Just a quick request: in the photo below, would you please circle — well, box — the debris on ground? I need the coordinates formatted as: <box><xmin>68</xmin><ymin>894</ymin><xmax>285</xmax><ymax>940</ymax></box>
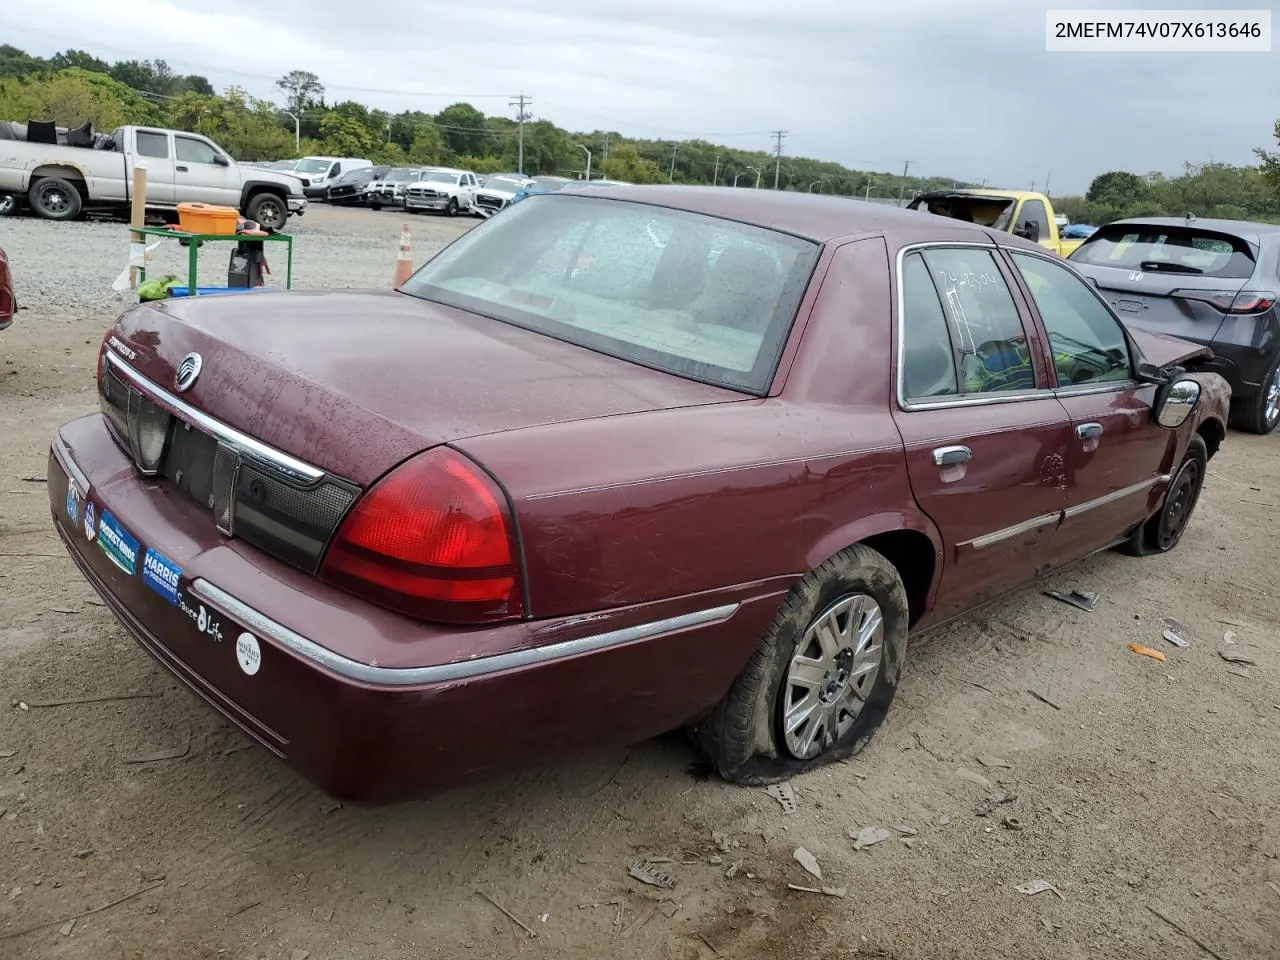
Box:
<box><xmin>125</xmin><ymin>740</ymin><xmax>190</xmax><ymax>764</ymax></box>
<box><xmin>313</xmin><ymin>907</ymin><xmax>333</xmax><ymax>922</ymax></box>
<box><xmin>1044</xmin><ymin>589</ymin><xmax>1098</xmax><ymax>612</ymax></box>
<box><xmin>320</xmin><ymin>801</ymin><xmax>342</xmax><ymax>815</ymax></box>
<box><xmin>476</xmin><ymin>890</ymin><xmax>536</xmax><ymax>938</ymax></box>
<box><xmin>955</xmin><ymin>767</ymin><xmax>993</xmax><ymax>790</ymax></box>
<box><xmin>708</xmin><ymin>855</ymin><xmax>723</xmax><ymax>866</ymax></box>
<box><xmin>893</xmin><ymin>824</ymin><xmax>918</xmax><ymax>837</ymax></box>
<box><xmin>627</xmin><ymin>860</ymin><xmax>675</xmax><ymax>889</ymax></box>
<box><xmin>711</xmin><ymin>831</ymin><xmax>733</xmax><ymax>853</ymax></box>
<box><xmin>849</xmin><ymin>826</ymin><xmax>891</xmax><ymax>850</ymax></box>
<box><xmin>59</xmin><ymin>919</ymin><xmax>76</xmax><ymax>936</ymax></box>
<box><xmin>1016</xmin><ymin>879</ymin><xmax>1065</xmax><ymax>900</ymax></box>
<box><xmin>792</xmin><ymin>847</ymin><xmax>822</xmax><ymax>880</ymax></box>
<box><xmin>1128</xmin><ymin>643</ymin><xmax>1167</xmax><ymax>662</ymax></box>
<box><xmin>1001</xmin><ymin>816</ymin><xmax>1023</xmax><ymax>831</ymax></box>
<box><xmin>724</xmin><ymin>861</ymin><xmax>742</xmax><ymax>879</ymax></box>
<box><xmin>1161</xmin><ymin>617</ymin><xmax>1190</xmax><ymax>638</ymax></box>
<box><xmin>1026</xmin><ymin>689</ymin><xmax>1062</xmax><ymax>710</ymax></box>
<box><xmin>1162</xmin><ymin>628</ymin><xmax>1189</xmax><ymax>649</ymax></box>
<box><xmin>1219</xmin><ymin>651</ymin><xmax>1258</xmax><ymax>666</ymax></box>
<box><xmin>788</xmin><ymin>884</ymin><xmax>845</xmax><ymax>898</ymax></box>
<box><xmin>766</xmin><ymin>782</ymin><xmax>797</xmax><ymax>814</ymax></box>
<box><xmin>1223</xmin><ymin>630</ymin><xmax>1238</xmax><ymax>644</ymax></box>
<box><xmin>977</xmin><ymin>754</ymin><xmax>1014</xmax><ymax>769</ymax></box>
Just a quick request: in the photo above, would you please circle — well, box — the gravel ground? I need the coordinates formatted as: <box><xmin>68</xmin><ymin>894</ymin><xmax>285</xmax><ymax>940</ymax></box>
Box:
<box><xmin>1</xmin><ymin>205</ymin><xmax>1279</xmax><ymax>960</ymax></box>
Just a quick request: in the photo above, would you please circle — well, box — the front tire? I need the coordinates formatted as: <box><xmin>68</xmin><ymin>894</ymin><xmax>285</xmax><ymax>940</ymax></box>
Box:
<box><xmin>1232</xmin><ymin>353</ymin><xmax>1280</xmax><ymax>435</ymax></box>
<box><xmin>694</xmin><ymin>544</ymin><xmax>908</xmax><ymax>784</ymax></box>
<box><xmin>245</xmin><ymin>192</ymin><xmax>288</xmax><ymax>230</ymax></box>
<box><xmin>445</xmin><ymin>197</ymin><xmax>458</xmax><ymax>217</ymax></box>
<box><xmin>27</xmin><ymin>177</ymin><xmax>82</xmax><ymax>220</ymax></box>
<box><xmin>1119</xmin><ymin>434</ymin><xmax>1208</xmax><ymax>556</ymax></box>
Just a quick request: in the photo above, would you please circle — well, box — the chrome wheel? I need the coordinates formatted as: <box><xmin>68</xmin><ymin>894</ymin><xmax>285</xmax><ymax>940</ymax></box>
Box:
<box><xmin>782</xmin><ymin>593</ymin><xmax>884</xmax><ymax>760</ymax></box>
<box><xmin>1264</xmin><ymin>364</ymin><xmax>1280</xmax><ymax>428</ymax></box>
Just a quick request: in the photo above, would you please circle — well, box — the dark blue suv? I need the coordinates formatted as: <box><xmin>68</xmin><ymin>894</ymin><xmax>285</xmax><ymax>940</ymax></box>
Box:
<box><xmin>1069</xmin><ymin>216</ymin><xmax>1280</xmax><ymax>434</ymax></box>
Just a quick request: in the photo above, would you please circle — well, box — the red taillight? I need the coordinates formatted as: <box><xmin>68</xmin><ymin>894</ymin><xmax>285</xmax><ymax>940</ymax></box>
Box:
<box><xmin>320</xmin><ymin>447</ymin><xmax>524</xmax><ymax>624</ymax></box>
<box><xmin>1171</xmin><ymin>288</ymin><xmax>1277</xmax><ymax>314</ymax></box>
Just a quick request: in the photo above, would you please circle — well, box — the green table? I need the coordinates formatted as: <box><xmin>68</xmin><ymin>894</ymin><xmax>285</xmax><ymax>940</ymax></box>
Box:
<box><xmin>133</xmin><ymin>226</ymin><xmax>294</xmax><ymax>296</ymax></box>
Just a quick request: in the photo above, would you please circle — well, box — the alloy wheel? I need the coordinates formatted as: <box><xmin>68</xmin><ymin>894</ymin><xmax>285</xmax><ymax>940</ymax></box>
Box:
<box><xmin>782</xmin><ymin>593</ymin><xmax>884</xmax><ymax>760</ymax></box>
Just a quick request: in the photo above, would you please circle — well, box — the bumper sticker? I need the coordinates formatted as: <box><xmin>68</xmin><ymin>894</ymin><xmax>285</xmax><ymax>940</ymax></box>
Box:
<box><xmin>65</xmin><ymin>486</ymin><xmax>80</xmax><ymax>524</ymax></box>
<box><xmin>142</xmin><ymin>548</ymin><xmax>182</xmax><ymax>606</ymax></box>
<box><xmin>83</xmin><ymin>501</ymin><xmax>96</xmax><ymax>541</ymax></box>
<box><xmin>96</xmin><ymin>510</ymin><xmax>139</xmax><ymax>576</ymax></box>
<box><xmin>236</xmin><ymin>632</ymin><xmax>261</xmax><ymax>676</ymax></box>
<box><xmin>177</xmin><ymin>591</ymin><xmax>224</xmax><ymax>643</ymax></box>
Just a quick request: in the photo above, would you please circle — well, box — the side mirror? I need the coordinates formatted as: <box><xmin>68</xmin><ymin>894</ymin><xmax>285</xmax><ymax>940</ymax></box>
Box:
<box><xmin>214</xmin><ymin>154</ymin><xmax>230</xmax><ymax>166</ymax></box>
<box><xmin>1136</xmin><ymin>360</ymin><xmax>1171</xmax><ymax>385</ymax></box>
<box><xmin>1017</xmin><ymin>219</ymin><xmax>1041</xmax><ymax>243</ymax></box>
<box><xmin>1155</xmin><ymin>377</ymin><xmax>1201</xmax><ymax>428</ymax></box>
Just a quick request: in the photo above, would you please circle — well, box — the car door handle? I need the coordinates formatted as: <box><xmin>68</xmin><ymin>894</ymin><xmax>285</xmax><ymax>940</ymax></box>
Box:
<box><xmin>176</xmin><ymin>165</ymin><xmax>189</xmax><ymax>172</ymax></box>
<box><xmin>931</xmin><ymin>445</ymin><xmax>971</xmax><ymax>466</ymax></box>
<box><xmin>1077</xmin><ymin>422</ymin><xmax>1103</xmax><ymax>440</ymax></box>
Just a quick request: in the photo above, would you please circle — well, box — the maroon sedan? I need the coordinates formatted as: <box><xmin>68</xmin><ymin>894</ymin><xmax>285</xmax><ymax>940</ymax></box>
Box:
<box><xmin>48</xmin><ymin>188</ymin><xmax>1229</xmax><ymax>802</ymax></box>
<box><xmin>0</xmin><ymin>245</ymin><xmax>13</xmax><ymax>330</ymax></box>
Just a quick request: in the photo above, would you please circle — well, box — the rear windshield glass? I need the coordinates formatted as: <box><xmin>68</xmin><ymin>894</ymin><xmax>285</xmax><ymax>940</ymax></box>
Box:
<box><xmin>1069</xmin><ymin>225</ymin><xmax>1256</xmax><ymax>279</ymax></box>
<box><xmin>400</xmin><ymin>194</ymin><xmax>820</xmax><ymax>394</ymax></box>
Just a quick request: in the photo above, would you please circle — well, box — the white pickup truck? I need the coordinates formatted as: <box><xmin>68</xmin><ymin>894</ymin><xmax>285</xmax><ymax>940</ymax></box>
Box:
<box><xmin>0</xmin><ymin>122</ymin><xmax>306</xmax><ymax>229</ymax></box>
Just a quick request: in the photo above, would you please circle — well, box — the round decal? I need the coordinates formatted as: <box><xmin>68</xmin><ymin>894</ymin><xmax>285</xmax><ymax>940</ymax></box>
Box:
<box><xmin>235</xmin><ymin>632</ymin><xmax>261</xmax><ymax>676</ymax></box>
<box><xmin>83</xmin><ymin>501</ymin><xmax>96</xmax><ymax>541</ymax></box>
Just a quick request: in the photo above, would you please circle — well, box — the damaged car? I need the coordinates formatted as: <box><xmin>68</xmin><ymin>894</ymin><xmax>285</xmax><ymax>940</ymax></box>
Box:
<box><xmin>48</xmin><ymin>188</ymin><xmax>1228</xmax><ymax>802</ymax></box>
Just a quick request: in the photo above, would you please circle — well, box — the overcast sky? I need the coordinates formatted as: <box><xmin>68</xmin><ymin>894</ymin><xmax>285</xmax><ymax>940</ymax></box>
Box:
<box><xmin>3</xmin><ymin>0</ymin><xmax>1277</xmax><ymax>193</ymax></box>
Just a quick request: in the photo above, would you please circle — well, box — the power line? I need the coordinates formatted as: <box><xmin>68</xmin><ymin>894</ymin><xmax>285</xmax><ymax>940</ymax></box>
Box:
<box><xmin>771</xmin><ymin>130</ymin><xmax>787</xmax><ymax>190</ymax></box>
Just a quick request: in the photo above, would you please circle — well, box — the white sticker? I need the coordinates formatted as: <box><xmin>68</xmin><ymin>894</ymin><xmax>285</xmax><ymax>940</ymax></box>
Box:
<box><xmin>235</xmin><ymin>632</ymin><xmax>261</xmax><ymax>676</ymax></box>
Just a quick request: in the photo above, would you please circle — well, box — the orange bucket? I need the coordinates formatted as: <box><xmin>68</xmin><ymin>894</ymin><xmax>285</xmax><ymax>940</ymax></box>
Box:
<box><xmin>176</xmin><ymin>202</ymin><xmax>240</xmax><ymax>235</ymax></box>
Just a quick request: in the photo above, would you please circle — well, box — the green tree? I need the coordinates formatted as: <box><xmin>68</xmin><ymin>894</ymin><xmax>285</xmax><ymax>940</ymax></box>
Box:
<box><xmin>435</xmin><ymin>102</ymin><xmax>488</xmax><ymax>157</ymax></box>
<box><xmin>603</xmin><ymin>143</ymin><xmax>662</xmax><ymax>183</ymax></box>
<box><xmin>0</xmin><ymin>44</ymin><xmax>47</xmax><ymax>78</ymax></box>
<box><xmin>318</xmin><ymin>111</ymin><xmax>377</xmax><ymax>156</ymax></box>
<box><xmin>0</xmin><ymin>68</ymin><xmax>162</xmax><ymax>129</ymax></box>
<box><xmin>48</xmin><ymin>49</ymin><xmax>110</xmax><ymax>74</ymax></box>
<box><xmin>275</xmin><ymin>70</ymin><xmax>324</xmax><ymax>115</ymax></box>
<box><xmin>163</xmin><ymin>86</ymin><xmax>294</xmax><ymax>161</ymax></box>
<box><xmin>408</xmin><ymin>123</ymin><xmax>447</xmax><ymax>165</ymax></box>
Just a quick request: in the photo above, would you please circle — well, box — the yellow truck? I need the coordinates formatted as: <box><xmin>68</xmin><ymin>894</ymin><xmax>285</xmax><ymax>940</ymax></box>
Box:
<box><xmin>905</xmin><ymin>189</ymin><xmax>1085</xmax><ymax>258</ymax></box>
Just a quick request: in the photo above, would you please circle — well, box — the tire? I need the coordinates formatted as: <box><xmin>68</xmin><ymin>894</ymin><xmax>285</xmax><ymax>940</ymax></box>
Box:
<box><xmin>693</xmin><ymin>544</ymin><xmax>909</xmax><ymax>784</ymax></box>
<box><xmin>0</xmin><ymin>193</ymin><xmax>17</xmax><ymax>217</ymax></box>
<box><xmin>245</xmin><ymin>192</ymin><xmax>288</xmax><ymax>231</ymax></box>
<box><xmin>1119</xmin><ymin>435</ymin><xmax>1208</xmax><ymax>557</ymax></box>
<box><xmin>1231</xmin><ymin>353</ymin><xmax>1280</xmax><ymax>435</ymax></box>
<box><xmin>445</xmin><ymin>197</ymin><xmax>458</xmax><ymax>217</ymax></box>
<box><xmin>369</xmin><ymin>203</ymin><xmax>382</xmax><ymax>211</ymax></box>
<box><xmin>27</xmin><ymin>177</ymin><xmax>82</xmax><ymax>221</ymax></box>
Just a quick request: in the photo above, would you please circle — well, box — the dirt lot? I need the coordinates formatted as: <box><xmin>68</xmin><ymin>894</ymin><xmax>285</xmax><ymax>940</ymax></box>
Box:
<box><xmin>1</xmin><ymin>205</ymin><xmax>1278</xmax><ymax>960</ymax></box>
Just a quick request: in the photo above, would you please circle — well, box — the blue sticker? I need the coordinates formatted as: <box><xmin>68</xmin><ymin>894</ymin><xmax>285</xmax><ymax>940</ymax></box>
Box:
<box><xmin>96</xmin><ymin>510</ymin><xmax>140</xmax><ymax>576</ymax></box>
<box><xmin>142</xmin><ymin>548</ymin><xmax>182</xmax><ymax>606</ymax></box>
<box><xmin>66</xmin><ymin>486</ymin><xmax>80</xmax><ymax>523</ymax></box>
<box><xmin>83</xmin><ymin>501</ymin><xmax>96</xmax><ymax>541</ymax></box>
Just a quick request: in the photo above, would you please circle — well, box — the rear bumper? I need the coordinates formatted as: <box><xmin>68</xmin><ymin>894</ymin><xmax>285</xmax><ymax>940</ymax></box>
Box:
<box><xmin>48</xmin><ymin>416</ymin><xmax>778</xmax><ymax>802</ymax></box>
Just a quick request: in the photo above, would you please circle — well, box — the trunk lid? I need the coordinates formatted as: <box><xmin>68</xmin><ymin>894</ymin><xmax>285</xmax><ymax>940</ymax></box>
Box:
<box><xmin>109</xmin><ymin>290</ymin><xmax>742</xmax><ymax>486</ymax></box>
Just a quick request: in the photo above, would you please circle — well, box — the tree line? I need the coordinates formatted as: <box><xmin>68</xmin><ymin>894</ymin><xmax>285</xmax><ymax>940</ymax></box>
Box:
<box><xmin>3</xmin><ymin>43</ymin><xmax>1280</xmax><ymax>221</ymax></box>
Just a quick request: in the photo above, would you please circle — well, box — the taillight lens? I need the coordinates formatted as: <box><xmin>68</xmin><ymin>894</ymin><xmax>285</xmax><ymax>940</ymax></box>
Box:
<box><xmin>320</xmin><ymin>447</ymin><xmax>524</xmax><ymax>624</ymax></box>
<box><xmin>1171</xmin><ymin>288</ymin><xmax>1277</xmax><ymax>314</ymax></box>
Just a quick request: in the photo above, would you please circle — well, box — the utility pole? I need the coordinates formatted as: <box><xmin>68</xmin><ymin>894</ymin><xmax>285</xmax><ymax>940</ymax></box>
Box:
<box><xmin>669</xmin><ymin>143</ymin><xmax>677</xmax><ymax>182</ymax></box>
<box><xmin>712</xmin><ymin>153</ymin><xmax>721</xmax><ymax>186</ymax></box>
<box><xmin>771</xmin><ymin>130</ymin><xmax>787</xmax><ymax>189</ymax></box>
<box><xmin>576</xmin><ymin>144</ymin><xmax>592</xmax><ymax>182</ymax></box>
<box><xmin>864</xmin><ymin>182</ymin><xmax>871</xmax><ymax>200</ymax></box>
<box><xmin>1030</xmin><ymin>179</ymin><xmax>1036</xmax><ymax>193</ymax></box>
<box><xmin>282</xmin><ymin>110</ymin><xmax>300</xmax><ymax>152</ymax></box>
<box><xmin>602</xmin><ymin>134</ymin><xmax>610</xmax><ymax>172</ymax></box>
<box><xmin>1043</xmin><ymin>170</ymin><xmax>1051</xmax><ymax>197</ymax></box>
<box><xmin>897</xmin><ymin>160</ymin><xmax>911</xmax><ymax>205</ymax></box>
<box><xmin>509</xmin><ymin>92</ymin><xmax>531</xmax><ymax>174</ymax></box>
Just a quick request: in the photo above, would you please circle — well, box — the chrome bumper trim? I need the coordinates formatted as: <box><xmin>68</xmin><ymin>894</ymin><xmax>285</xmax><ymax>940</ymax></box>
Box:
<box><xmin>191</xmin><ymin>578</ymin><xmax>740</xmax><ymax>687</ymax></box>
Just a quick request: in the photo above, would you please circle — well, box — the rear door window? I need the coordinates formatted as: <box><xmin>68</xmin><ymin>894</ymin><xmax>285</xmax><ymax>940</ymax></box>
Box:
<box><xmin>1070</xmin><ymin>225</ymin><xmax>1257</xmax><ymax>279</ymax></box>
<box><xmin>135</xmin><ymin>131</ymin><xmax>169</xmax><ymax>159</ymax></box>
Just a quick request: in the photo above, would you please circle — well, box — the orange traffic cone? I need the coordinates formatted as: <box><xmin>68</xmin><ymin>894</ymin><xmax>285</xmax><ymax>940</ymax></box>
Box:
<box><xmin>393</xmin><ymin>223</ymin><xmax>413</xmax><ymax>287</ymax></box>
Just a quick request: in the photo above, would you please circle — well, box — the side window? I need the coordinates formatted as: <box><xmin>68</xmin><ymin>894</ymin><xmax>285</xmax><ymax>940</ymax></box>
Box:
<box><xmin>1010</xmin><ymin>253</ymin><xmax>1132</xmax><ymax>386</ymax></box>
<box><xmin>175</xmin><ymin>136</ymin><xmax>219</xmax><ymax>164</ymax></box>
<box><xmin>918</xmin><ymin>247</ymin><xmax>1036</xmax><ymax>395</ymax></box>
<box><xmin>135</xmin><ymin>131</ymin><xmax>168</xmax><ymax>159</ymax></box>
<box><xmin>900</xmin><ymin>253</ymin><xmax>958</xmax><ymax>399</ymax></box>
<box><xmin>1021</xmin><ymin>199</ymin><xmax>1051</xmax><ymax>242</ymax></box>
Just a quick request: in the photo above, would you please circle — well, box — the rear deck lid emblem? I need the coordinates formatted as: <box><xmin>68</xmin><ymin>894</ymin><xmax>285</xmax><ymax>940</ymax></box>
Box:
<box><xmin>175</xmin><ymin>352</ymin><xmax>203</xmax><ymax>392</ymax></box>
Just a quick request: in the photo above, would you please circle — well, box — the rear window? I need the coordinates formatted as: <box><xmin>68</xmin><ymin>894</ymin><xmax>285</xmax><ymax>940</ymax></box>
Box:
<box><xmin>1069</xmin><ymin>225</ymin><xmax>1256</xmax><ymax>279</ymax></box>
<box><xmin>400</xmin><ymin>194</ymin><xmax>820</xmax><ymax>393</ymax></box>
